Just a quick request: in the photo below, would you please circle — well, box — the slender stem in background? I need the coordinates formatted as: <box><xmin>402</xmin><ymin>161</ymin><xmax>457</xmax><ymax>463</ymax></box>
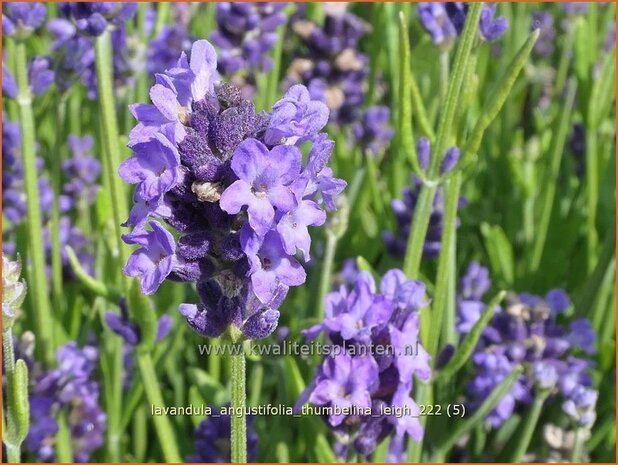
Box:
<box><xmin>427</xmin><ymin>172</ymin><xmax>462</xmax><ymax>357</ymax></box>
<box><xmin>402</xmin><ymin>3</ymin><xmax>482</xmax><ymax>279</ymax></box>
<box><xmin>50</xmin><ymin>96</ymin><xmax>68</xmax><ymax>317</ymax></box>
<box><xmin>230</xmin><ymin>342</ymin><xmax>247</xmax><ymax>463</ymax></box>
<box><xmin>585</xmin><ymin>127</ymin><xmax>599</xmax><ymax>272</ymax></box>
<box><xmin>55</xmin><ymin>411</ymin><xmax>74</xmax><ymax>462</ymax></box>
<box><xmin>571</xmin><ymin>428</ymin><xmax>585</xmax><ymax>462</ymax></box>
<box><xmin>508</xmin><ymin>391</ymin><xmax>549</xmax><ymax>462</ymax></box>
<box><xmin>15</xmin><ymin>40</ymin><xmax>54</xmax><ymax>366</ymax></box>
<box><xmin>439</xmin><ymin>51</ymin><xmax>450</xmax><ymax>102</ymax></box>
<box><xmin>94</xmin><ymin>30</ymin><xmax>129</xmax><ymax>267</ymax></box>
<box><xmin>136</xmin><ymin>352</ymin><xmax>182</xmax><ymax>462</ymax></box>
<box><xmin>529</xmin><ymin>80</ymin><xmax>577</xmax><ymax>273</ymax></box>
<box><xmin>317</xmin><ymin>232</ymin><xmax>338</xmax><ymax>321</ymax></box>
<box><xmin>264</xmin><ymin>7</ymin><xmax>289</xmax><ymax>110</ymax></box>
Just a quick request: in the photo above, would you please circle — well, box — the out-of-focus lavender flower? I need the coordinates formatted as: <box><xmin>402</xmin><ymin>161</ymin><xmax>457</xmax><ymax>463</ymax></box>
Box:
<box><xmin>62</xmin><ymin>135</ymin><xmax>101</xmax><ymax>207</ymax></box>
<box><xmin>2</xmin><ymin>56</ymin><xmax>55</xmax><ymax>99</ymax></box>
<box><xmin>604</xmin><ymin>22</ymin><xmax>616</xmax><ymax>52</ymax></box>
<box><xmin>298</xmin><ymin>269</ymin><xmax>430</xmax><ymax>458</ymax></box>
<box><xmin>58</xmin><ymin>2</ymin><xmax>137</xmax><ymax>36</ymax></box>
<box><xmin>121</xmin><ymin>40</ymin><xmax>344</xmax><ymax>341</ymax></box>
<box><xmin>562</xmin><ymin>385</ymin><xmax>598</xmax><ymax>427</ymax></box>
<box><xmin>456</xmin><ymin>263</ymin><xmax>598</xmax><ymax>429</ymax></box>
<box><xmin>569</xmin><ymin>122</ymin><xmax>586</xmax><ymax>177</ymax></box>
<box><xmin>2</xmin><ymin>2</ymin><xmax>46</xmax><ymax>38</ymax></box>
<box><xmin>562</xmin><ymin>3</ymin><xmax>589</xmax><ymax>16</ymax></box>
<box><xmin>187</xmin><ymin>406</ymin><xmax>259</xmax><ymax>462</ymax></box>
<box><xmin>148</xmin><ymin>25</ymin><xmax>193</xmax><ymax>75</ymax></box>
<box><xmin>286</xmin><ymin>8</ymin><xmax>369</xmax><ymax>125</ymax></box>
<box><xmin>532</xmin><ymin>11</ymin><xmax>556</xmax><ymax>57</ymax></box>
<box><xmin>383</xmin><ymin>138</ymin><xmax>464</xmax><ymax>259</ymax></box>
<box><xmin>211</xmin><ymin>3</ymin><xmax>288</xmax><ymax>76</ymax></box>
<box><xmin>353</xmin><ymin>106</ymin><xmax>393</xmax><ymax>156</ymax></box>
<box><xmin>419</xmin><ymin>3</ymin><xmax>507</xmax><ymax>46</ymax></box>
<box><xmin>2</xmin><ymin>254</ymin><xmax>27</xmax><ymax>330</ymax></box>
<box><xmin>25</xmin><ymin>342</ymin><xmax>106</xmax><ymax>462</ymax></box>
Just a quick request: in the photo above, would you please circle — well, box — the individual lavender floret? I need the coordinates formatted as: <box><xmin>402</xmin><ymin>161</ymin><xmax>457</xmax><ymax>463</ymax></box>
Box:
<box><xmin>58</xmin><ymin>2</ymin><xmax>137</xmax><ymax>36</ymax></box>
<box><xmin>531</xmin><ymin>11</ymin><xmax>556</xmax><ymax>57</ymax></box>
<box><xmin>25</xmin><ymin>342</ymin><xmax>106</xmax><ymax>462</ymax></box>
<box><xmin>286</xmin><ymin>8</ymin><xmax>369</xmax><ymax>125</ymax></box>
<box><xmin>419</xmin><ymin>3</ymin><xmax>508</xmax><ymax>46</ymax></box>
<box><xmin>210</xmin><ymin>3</ymin><xmax>288</xmax><ymax>76</ymax></box>
<box><xmin>353</xmin><ymin>106</ymin><xmax>394</xmax><ymax>156</ymax></box>
<box><xmin>455</xmin><ymin>263</ymin><xmax>598</xmax><ymax>429</ymax></box>
<box><xmin>2</xmin><ymin>254</ymin><xmax>27</xmax><ymax>330</ymax></box>
<box><xmin>62</xmin><ymin>135</ymin><xmax>101</xmax><ymax>207</ymax></box>
<box><xmin>2</xmin><ymin>56</ymin><xmax>55</xmax><ymax>99</ymax></box>
<box><xmin>2</xmin><ymin>2</ymin><xmax>46</xmax><ymax>38</ymax></box>
<box><xmin>187</xmin><ymin>406</ymin><xmax>259</xmax><ymax>462</ymax></box>
<box><xmin>383</xmin><ymin>138</ymin><xmax>464</xmax><ymax>259</ymax></box>
<box><xmin>298</xmin><ymin>269</ymin><xmax>431</xmax><ymax>459</ymax></box>
<box><xmin>121</xmin><ymin>40</ymin><xmax>345</xmax><ymax>341</ymax></box>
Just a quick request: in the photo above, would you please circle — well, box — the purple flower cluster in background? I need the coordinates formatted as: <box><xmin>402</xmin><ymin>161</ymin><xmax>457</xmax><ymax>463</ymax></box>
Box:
<box><xmin>120</xmin><ymin>40</ymin><xmax>345</xmax><ymax>341</ymax></box>
<box><xmin>456</xmin><ymin>262</ymin><xmax>598</xmax><ymax>428</ymax></box>
<box><xmin>211</xmin><ymin>3</ymin><xmax>287</xmax><ymax>76</ymax></box>
<box><xmin>2</xmin><ymin>56</ymin><xmax>55</xmax><ymax>99</ymax></box>
<box><xmin>1</xmin><ymin>118</ymin><xmax>98</xmax><ymax>276</ymax></box>
<box><xmin>58</xmin><ymin>2</ymin><xmax>137</xmax><ymax>37</ymax></box>
<box><xmin>569</xmin><ymin>122</ymin><xmax>586</xmax><ymax>177</ymax></box>
<box><xmin>298</xmin><ymin>268</ymin><xmax>431</xmax><ymax>459</ymax></box>
<box><xmin>418</xmin><ymin>2</ymin><xmax>508</xmax><ymax>47</ymax></box>
<box><xmin>2</xmin><ymin>2</ymin><xmax>46</xmax><ymax>38</ymax></box>
<box><xmin>353</xmin><ymin>106</ymin><xmax>394</xmax><ymax>156</ymax></box>
<box><xmin>383</xmin><ymin>137</ymin><xmax>464</xmax><ymax>259</ymax></box>
<box><xmin>286</xmin><ymin>8</ymin><xmax>369</xmax><ymax>126</ymax></box>
<box><xmin>531</xmin><ymin>11</ymin><xmax>556</xmax><ymax>57</ymax></box>
<box><xmin>26</xmin><ymin>342</ymin><xmax>106</xmax><ymax>462</ymax></box>
<box><xmin>148</xmin><ymin>4</ymin><xmax>193</xmax><ymax>76</ymax></box>
<box><xmin>187</xmin><ymin>406</ymin><xmax>259</xmax><ymax>462</ymax></box>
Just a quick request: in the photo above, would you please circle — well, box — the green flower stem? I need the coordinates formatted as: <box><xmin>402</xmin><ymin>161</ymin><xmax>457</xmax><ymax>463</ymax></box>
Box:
<box><xmin>585</xmin><ymin>127</ymin><xmax>599</xmax><ymax>272</ymax></box>
<box><xmin>55</xmin><ymin>411</ymin><xmax>74</xmax><ymax>462</ymax></box>
<box><xmin>402</xmin><ymin>3</ymin><xmax>482</xmax><ymax>279</ymax></box>
<box><xmin>407</xmin><ymin>381</ymin><xmax>431</xmax><ymax>462</ymax></box>
<box><xmin>94</xmin><ymin>30</ymin><xmax>129</xmax><ymax>269</ymax></box>
<box><xmin>436</xmin><ymin>366</ymin><xmax>524</xmax><ymax>456</ymax></box>
<box><xmin>230</xmin><ymin>341</ymin><xmax>247</xmax><ymax>463</ymax></box>
<box><xmin>427</xmin><ymin>171</ymin><xmax>462</xmax><ymax>357</ymax></box>
<box><xmin>507</xmin><ymin>390</ymin><xmax>549</xmax><ymax>462</ymax></box>
<box><xmin>50</xmin><ymin>96</ymin><xmax>68</xmax><ymax>316</ymax></box>
<box><xmin>136</xmin><ymin>352</ymin><xmax>182</xmax><ymax>463</ymax></box>
<box><xmin>571</xmin><ymin>428</ymin><xmax>585</xmax><ymax>462</ymax></box>
<box><xmin>317</xmin><ymin>232</ymin><xmax>338</xmax><ymax>321</ymax></box>
<box><xmin>15</xmin><ymin>40</ymin><xmax>54</xmax><ymax>366</ymax></box>
<box><xmin>529</xmin><ymin>80</ymin><xmax>577</xmax><ymax>273</ymax></box>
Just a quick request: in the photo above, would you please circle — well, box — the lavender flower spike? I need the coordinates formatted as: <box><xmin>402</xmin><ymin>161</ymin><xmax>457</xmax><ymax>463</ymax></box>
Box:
<box><xmin>2</xmin><ymin>2</ymin><xmax>46</xmax><ymax>38</ymax></box>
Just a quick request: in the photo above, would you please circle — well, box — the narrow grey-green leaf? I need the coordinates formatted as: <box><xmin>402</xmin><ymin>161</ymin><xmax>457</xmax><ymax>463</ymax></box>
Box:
<box><xmin>65</xmin><ymin>245</ymin><xmax>119</xmax><ymax>301</ymax></box>
<box><xmin>434</xmin><ymin>290</ymin><xmax>506</xmax><ymax>382</ymax></box>
<box><xmin>588</xmin><ymin>48</ymin><xmax>616</xmax><ymax>129</ymax></box>
<box><xmin>436</xmin><ymin>366</ymin><xmax>523</xmax><ymax>454</ymax></box>
<box><xmin>11</xmin><ymin>359</ymin><xmax>29</xmax><ymax>444</ymax></box>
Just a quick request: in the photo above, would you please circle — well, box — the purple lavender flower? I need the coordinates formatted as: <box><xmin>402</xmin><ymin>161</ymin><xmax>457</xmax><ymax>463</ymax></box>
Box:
<box><xmin>456</xmin><ymin>263</ymin><xmax>598</xmax><ymax>428</ymax></box>
<box><xmin>419</xmin><ymin>3</ymin><xmax>508</xmax><ymax>45</ymax></box>
<box><xmin>121</xmin><ymin>40</ymin><xmax>345</xmax><ymax>340</ymax></box>
<box><xmin>562</xmin><ymin>385</ymin><xmax>598</xmax><ymax>427</ymax></box>
<box><xmin>187</xmin><ymin>406</ymin><xmax>259</xmax><ymax>462</ymax></box>
<box><xmin>569</xmin><ymin>122</ymin><xmax>586</xmax><ymax>177</ymax></box>
<box><xmin>2</xmin><ymin>2</ymin><xmax>46</xmax><ymax>38</ymax></box>
<box><xmin>59</xmin><ymin>2</ymin><xmax>137</xmax><ymax>36</ymax></box>
<box><xmin>383</xmin><ymin>138</ymin><xmax>464</xmax><ymax>259</ymax></box>
<box><xmin>286</xmin><ymin>8</ymin><xmax>369</xmax><ymax>125</ymax></box>
<box><xmin>148</xmin><ymin>25</ymin><xmax>193</xmax><ymax>76</ymax></box>
<box><xmin>353</xmin><ymin>106</ymin><xmax>394</xmax><ymax>156</ymax></box>
<box><xmin>210</xmin><ymin>3</ymin><xmax>288</xmax><ymax>76</ymax></box>
<box><xmin>25</xmin><ymin>342</ymin><xmax>106</xmax><ymax>462</ymax></box>
<box><xmin>532</xmin><ymin>11</ymin><xmax>556</xmax><ymax>57</ymax></box>
<box><xmin>62</xmin><ymin>135</ymin><xmax>101</xmax><ymax>207</ymax></box>
<box><xmin>418</xmin><ymin>3</ymin><xmax>459</xmax><ymax>47</ymax></box>
<box><xmin>298</xmin><ymin>268</ymin><xmax>430</xmax><ymax>457</ymax></box>
<box><xmin>2</xmin><ymin>56</ymin><xmax>55</xmax><ymax>99</ymax></box>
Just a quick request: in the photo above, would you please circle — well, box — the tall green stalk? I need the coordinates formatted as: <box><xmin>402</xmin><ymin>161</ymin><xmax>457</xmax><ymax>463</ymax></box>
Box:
<box><xmin>14</xmin><ymin>40</ymin><xmax>54</xmax><ymax>365</ymax></box>
<box><xmin>230</xmin><ymin>342</ymin><xmax>247</xmax><ymax>463</ymax></box>
<box><xmin>402</xmin><ymin>3</ymin><xmax>483</xmax><ymax>279</ymax></box>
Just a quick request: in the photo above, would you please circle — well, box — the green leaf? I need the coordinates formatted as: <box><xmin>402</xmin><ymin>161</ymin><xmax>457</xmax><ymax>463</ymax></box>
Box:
<box><xmin>436</xmin><ymin>366</ymin><xmax>524</xmax><ymax>454</ymax></box>
<box><xmin>480</xmin><ymin>223</ymin><xmax>515</xmax><ymax>286</ymax></box>
<box><xmin>9</xmin><ymin>359</ymin><xmax>29</xmax><ymax>445</ymax></box>
<box><xmin>65</xmin><ymin>245</ymin><xmax>120</xmax><ymax>301</ymax></box>
<box><xmin>434</xmin><ymin>291</ymin><xmax>506</xmax><ymax>382</ymax></box>
<box><xmin>128</xmin><ymin>279</ymin><xmax>158</xmax><ymax>353</ymax></box>
<box><xmin>459</xmin><ymin>28</ymin><xmax>539</xmax><ymax>172</ymax></box>
<box><xmin>588</xmin><ymin>48</ymin><xmax>617</xmax><ymax>129</ymax></box>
